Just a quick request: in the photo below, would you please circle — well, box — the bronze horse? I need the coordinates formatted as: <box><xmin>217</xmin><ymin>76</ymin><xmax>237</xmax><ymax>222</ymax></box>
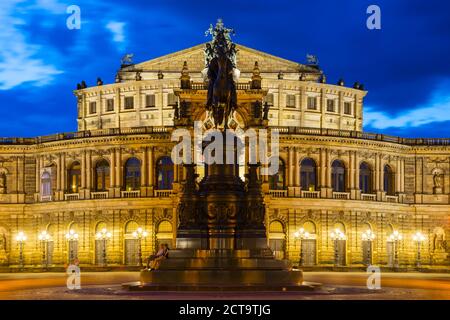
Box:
<box><xmin>206</xmin><ymin>45</ymin><xmax>237</xmax><ymax>128</ymax></box>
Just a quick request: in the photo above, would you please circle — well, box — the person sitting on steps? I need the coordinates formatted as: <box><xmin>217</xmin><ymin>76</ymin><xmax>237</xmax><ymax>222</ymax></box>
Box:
<box><xmin>145</xmin><ymin>243</ymin><xmax>169</xmax><ymax>270</ymax></box>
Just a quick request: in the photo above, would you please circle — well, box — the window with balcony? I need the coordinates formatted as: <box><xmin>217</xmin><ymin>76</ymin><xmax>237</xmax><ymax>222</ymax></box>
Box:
<box><xmin>359</xmin><ymin>162</ymin><xmax>373</xmax><ymax>194</ymax></box>
<box><xmin>300</xmin><ymin>158</ymin><xmax>317</xmax><ymax>191</ymax></box>
<box><xmin>156</xmin><ymin>156</ymin><xmax>174</xmax><ymax>190</ymax></box>
<box><xmin>67</xmin><ymin>161</ymin><xmax>81</xmax><ymax>193</ymax></box>
<box><xmin>268</xmin><ymin>158</ymin><xmax>285</xmax><ymax>190</ymax></box>
<box><xmin>41</xmin><ymin>171</ymin><xmax>52</xmax><ymax>198</ymax></box>
<box><xmin>331</xmin><ymin>160</ymin><xmax>346</xmax><ymax>192</ymax></box>
<box><xmin>124</xmin><ymin>158</ymin><xmax>141</xmax><ymax>191</ymax></box>
<box><xmin>286</xmin><ymin>94</ymin><xmax>296</xmax><ymax>108</ymax></box>
<box><xmin>384</xmin><ymin>165</ymin><xmax>395</xmax><ymax>196</ymax></box>
<box><xmin>95</xmin><ymin>159</ymin><xmax>110</xmax><ymax>191</ymax></box>
<box><xmin>124</xmin><ymin>96</ymin><xmax>134</xmax><ymax>110</ymax></box>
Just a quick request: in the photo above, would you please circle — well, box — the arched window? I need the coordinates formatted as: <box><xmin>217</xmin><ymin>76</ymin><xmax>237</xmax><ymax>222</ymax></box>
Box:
<box><xmin>268</xmin><ymin>220</ymin><xmax>286</xmax><ymax>260</ymax></box>
<box><xmin>331</xmin><ymin>160</ymin><xmax>346</xmax><ymax>192</ymax></box>
<box><xmin>300</xmin><ymin>158</ymin><xmax>317</xmax><ymax>191</ymax></box>
<box><xmin>41</xmin><ymin>171</ymin><xmax>52</xmax><ymax>197</ymax></box>
<box><xmin>359</xmin><ymin>162</ymin><xmax>373</xmax><ymax>194</ymax></box>
<box><xmin>269</xmin><ymin>158</ymin><xmax>285</xmax><ymax>190</ymax></box>
<box><xmin>384</xmin><ymin>165</ymin><xmax>395</xmax><ymax>195</ymax></box>
<box><xmin>124</xmin><ymin>158</ymin><xmax>141</xmax><ymax>191</ymax></box>
<box><xmin>67</xmin><ymin>161</ymin><xmax>81</xmax><ymax>193</ymax></box>
<box><xmin>156</xmin><ymin>156</ymin><xmax>174</xmax><ymax>190</ymax></box>
<box><xmin>95</xmin><ymin>159</ymin><xmax>110</xmax><ymax>191</ymax></box>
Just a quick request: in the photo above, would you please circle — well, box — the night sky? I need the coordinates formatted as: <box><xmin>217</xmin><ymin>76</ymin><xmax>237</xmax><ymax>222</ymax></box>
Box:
<box><xmin>1</xmin><ymin>0</ymin><xmax>449</xmax><ymax>138</ymax></box>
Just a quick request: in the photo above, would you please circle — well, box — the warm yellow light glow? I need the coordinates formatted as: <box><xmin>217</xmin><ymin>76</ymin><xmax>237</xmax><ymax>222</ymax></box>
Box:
<box><xmin>413</xmin><ymin>231</ymin><xmax>426</xmax><ymax>242</ymax></box>
<box><xmin>16</xmin><ymin>231</ymin><xmax>27</xmax><ymax>242</ymax></box>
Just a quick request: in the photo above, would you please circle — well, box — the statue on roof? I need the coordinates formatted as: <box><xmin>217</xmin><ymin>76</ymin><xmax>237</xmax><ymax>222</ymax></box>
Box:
<box><xmin>306</xmin><ymin>54</ymin><xmax>319</xmax><ymax>65</ymax></box>
<box><xmin>121</xmin><ymin>53</ymin><xmax>134</xmax><ymax>66</ymax></box>
<box><xmin>204</xmin><ymin>19</ymin><xmax>238</xmax><ymax>129</ymax></box>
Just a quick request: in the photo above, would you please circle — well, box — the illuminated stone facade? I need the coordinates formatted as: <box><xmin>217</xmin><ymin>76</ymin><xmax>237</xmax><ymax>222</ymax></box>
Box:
<box><xmin>0</xmin><ymin>44</ymin><xmax>448</xmax><ymax>270</ymax></box>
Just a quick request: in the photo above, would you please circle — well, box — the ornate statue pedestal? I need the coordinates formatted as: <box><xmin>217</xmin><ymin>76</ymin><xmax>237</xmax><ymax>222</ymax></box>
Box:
<box><xmin>433</xmin><ymin>187</ymin><xmax>443</xmax><ymax>195</ymax></box>
<box><xmin>123</xmin><ymin>249</ymin><xmax>316</xmax><ymax>291</ymax></box>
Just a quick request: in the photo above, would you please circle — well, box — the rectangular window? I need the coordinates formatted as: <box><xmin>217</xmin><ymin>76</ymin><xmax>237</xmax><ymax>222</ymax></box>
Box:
<box><xmin>327</xmin><ymin>99</ymin><xmax>335</xmax><ymax>112</ymax></box>
<box><xmin>124</xmin><ymin>96</ymin><xmax>134</xmax><ymax>110</ymax></box>
<box><xmin>106</xmin><ymin>99</ymin><xmax>114</xmax><ymax>112</ymax></box>
<box><xmin>89</xmin><ymin>102</ymin><xmax>97</xmax><ymax>114</ymax></box>
<box><xmin>167</xmin><ymin>93</ymin><xmax>177</xmax><ymax>106</ymax></box>
<box><xmin>265</xmin><ymin>93</ymin><xmax>274</xmax><ymax>105</ymax></box>
<box><xmin>145</xmin><ymin>94</ymin><xmax>156</xmax><ymax>108</ymax></box>
<box><xmin>286</xmin><ymin>94</ymin><xmax>296</xmax><ymax>108</ymax></box>
<box><xmin>344</xmin><ymin>102</ymin><xmax>352</xmax><ymax>115</ymax></box>
<box><xmin>307</xmin><ymin>97</ymin><xmax>317</xmax><ymax>110</ymax></box>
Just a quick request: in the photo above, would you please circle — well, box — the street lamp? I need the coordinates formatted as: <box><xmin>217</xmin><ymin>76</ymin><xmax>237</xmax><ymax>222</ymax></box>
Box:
<box><xmin>362</xmin><ymin>229</ymin><xmax>375</xmax><ymax>266</ymax></box>
<box><xmin>95</xmin><ymin>228</ymin><xmax>112</xmax><ymax>267</ymax></box>
<box><xmin>38</xmin><ymin>231</ymin><xmax>52</xmax><ymax>269</ymax></box>
<box><xmin>330</xmin><ymin>228</ymin><xmax>346</xmax><ymax>267</ymax></box>
<box><xmin>412</xmin><ymin>231</ymin><xmax>426</xmax><ymax>269</ymax></box>
<box><xmin>65</xmin><ymin>229</ymin><xmax>79</xmax><ymax>263</ymax></box>
<box><xmin>16</xmin><ymin>231</ymin><xmax>27</xmax><ymax>269</ymax></box>
<box><xmin>294</xmin><ymin>228</ymin><xmax>310</xmax><ymax>266</ymax></box>
<box><xmin>132</xmin><ymin>227</ymin><xmax>148</xmax><ymax>267</ymax></box>
<box><xmin>388</xmin><ymin>230</ymin><xmax>402</xmax><ymax>269</ymax></box>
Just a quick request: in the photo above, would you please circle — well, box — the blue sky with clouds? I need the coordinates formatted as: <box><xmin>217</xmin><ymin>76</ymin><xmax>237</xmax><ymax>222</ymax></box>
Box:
<box><xmin>0</xmin><ymin>0</ymin><xmax>449</xmax><ymax>138</ymax></box>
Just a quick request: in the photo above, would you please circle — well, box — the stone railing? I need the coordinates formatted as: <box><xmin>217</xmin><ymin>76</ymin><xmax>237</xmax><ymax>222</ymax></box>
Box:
<box><xmin>64</xmin><ymin>193</ymin><xmax>80</xmax><ymax>201</ymax></box>
<box><xmin>1</xmin><ymin>125</ymin><xmax>449</xmax><ymax>146</ymax></box>
<box><xmin>271</xmin><ymin>127</ymin><xmax>450</xmax><ymax>146</ymax></box>
<box><xmin>154</xmin><ymin>190</ymin><xmax>173</xmax><ymax>198</ymax></box>
<box><xmin>40</xmin><ymin>195</ymin><xmax>53</xmax><ymax>202</ymax></box>
<box><xmin>301</xmin><ymin>190</ymin><xmax>320</xmax><ymax>198</ymax></box>
<box><xmin>386</xmin><ymin>195</ymin><xmax>399</xmax><ymax>203</ymax></box>
<box><xmin>91</xmin><ymin>191</ymin><xmax>108</xmax><ymax>199</ymax></box>
<box><xmin>361</xmin><ymin>193</ymin><xmax>377</xmax><ymax>201</ymax></box>
<box><xmin>332</xmin><ymin>192</ymin><xmax>350</xmax><ymax>200</ymax></box>
<box><xmin>269</xmin><ymin>190</ymin><xmax>288</xmax><ymax>198</ymax></box>
<box><xmin>121</xmin><ymin>190</ymin><xmax>140</xmax><ymax>198</ymax></box>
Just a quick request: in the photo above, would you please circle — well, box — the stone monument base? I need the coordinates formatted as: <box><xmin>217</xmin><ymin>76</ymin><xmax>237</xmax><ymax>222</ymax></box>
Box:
<box><xmin>124</xmin><ymin>249</ymin><xmax>317</xmax><ymax>291</ymax></box>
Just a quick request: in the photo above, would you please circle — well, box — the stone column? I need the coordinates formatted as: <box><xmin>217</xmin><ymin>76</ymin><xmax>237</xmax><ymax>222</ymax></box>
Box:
<box><xmin>338</xmin><ymin>91</ymin><xmax>344</xmax><ymax>130</ymax></box>
<box><xmin>141</xmin><ymin>147</ymin><xmax>147</xmax><ymax>196</ymax></box>
<box><xmin>349</xmin><ymin>151</ymin><xmax>356</xmax><ymax>199</ymax></box>
<box><xmin>86</xmin><ymin>151</ymin><xmax>91</xmax><ymax>199</ymax></box>
<box><xmin>148</xmin><ymin>147</ymin><xmax>154</xmax><ymax>194</ymax></box>
<box><xmin>80</xmin><ymin>151</ymin><xmax>86</xmax><ymax>199</ymax></box>
<box><xmin>61</xmin><ymin>153</ymin><xmax>66</xmax><ymax>194</ymax></box>
<box><xmin>115</xmin><ymin>88</ymin><xmax>121</xmax><ymax>128</ymax></box>
<box><xmin>109</xmin><ymin>148</ymin><xmax>116</xmax><ymax>189</ymax></box>
<box><xmin>136</xmin><ymin>85</ymin><xmax>141</xmax><ymax>127</ymax></box>
<box><xmin>319</xmin><ymin>148</ymin><xmax>326</xmax><ymax>191</ymax></box>
<box><xmin>56</xmin><ymin>154</ymin><xmax>61</xmax><ymax>193</ymax></box>
<box><xmin>115</xmin><ymin>148</ymin><xmax>121</xmax><ymax>197</ymax></box>
<box><xmin>396</xmin><ymin>158</ymin><xmax>401</xmax><ymax>194</ymax></box>
<box><xmin>35</xmin><ymin>156</ymin><xmax>41</xmax><ymax>193</ymax></box>
<box><xmin>320</xmin><ymin>88</ymin><xmax>326</xmax><ymax>128</ymax></box>
<box><xmin>325</xmin><ymin>149</ymin><xmax>332</xmax><ymax>198</ymax></box>
<box><xmin>287</xmin><ymin>147</ymin><xmax>295</xmax><ymax>196</ymax></box>
<box><xmin>354</xmin><ymin>152</ymin><xmax>361</xmax><ymax>199</ymax></box>
<box><xmin>294</xmin><ymin>148</ymin><xmax>300</xmax><ymax>196</ymax></box>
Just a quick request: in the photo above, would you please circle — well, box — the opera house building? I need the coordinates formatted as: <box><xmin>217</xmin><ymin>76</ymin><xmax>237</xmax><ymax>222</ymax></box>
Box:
<box><xmin>0</xmin><ymin>41</ymin><xmax>448</xmax><ymax>270</ymax></box>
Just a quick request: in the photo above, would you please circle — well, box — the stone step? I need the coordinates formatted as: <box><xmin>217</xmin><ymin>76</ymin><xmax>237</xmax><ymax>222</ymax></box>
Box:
<box><xmin>157</xmin><ymin>257</ymin><xmax>292</xmax><ymax>270</ymax></box>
